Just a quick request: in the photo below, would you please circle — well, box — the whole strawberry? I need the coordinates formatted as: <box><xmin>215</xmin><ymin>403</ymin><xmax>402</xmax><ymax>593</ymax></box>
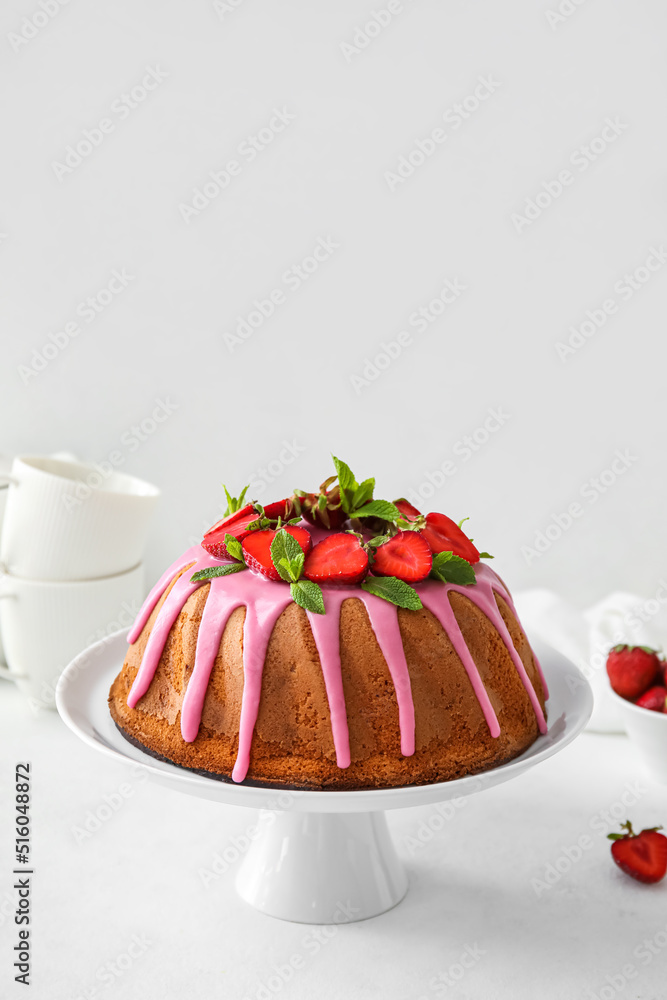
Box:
<box><xmin>635</xmin><ymin>685</ymin><xmax>667</xmax><ymax>713</ymax></box>
<box><xmin>608</xmin><ymin>821</ymin><xmax>667</xmax><ymax>884</ymax></box>
<box><xmin>606</xmin><ymin>644</ymin><xmax>660</xmax><ymax>701</ymax></box>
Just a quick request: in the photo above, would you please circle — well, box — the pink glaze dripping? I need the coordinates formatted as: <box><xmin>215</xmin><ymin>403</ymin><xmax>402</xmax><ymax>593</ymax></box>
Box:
<box><xmin>125</xmin><ymin>545</ymin><xmax>547</xmax><ymax>782</ymax></box>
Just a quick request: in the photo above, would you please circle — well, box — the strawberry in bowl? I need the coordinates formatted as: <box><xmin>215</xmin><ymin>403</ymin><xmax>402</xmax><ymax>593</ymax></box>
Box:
<box><xmin>606</xmin><ymin>644</ymin><xmax>667</xmax><ymax>784</ymax></box>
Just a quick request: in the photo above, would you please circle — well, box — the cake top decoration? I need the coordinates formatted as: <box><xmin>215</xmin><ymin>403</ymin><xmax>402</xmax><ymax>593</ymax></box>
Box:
<box><xmin>194</xmin><ymin>455</ymin><xmax>493</xmax><ymax>615</ymax></box>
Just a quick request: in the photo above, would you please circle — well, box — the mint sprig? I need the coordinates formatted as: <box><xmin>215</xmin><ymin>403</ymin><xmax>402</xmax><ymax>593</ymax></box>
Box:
<box><xmin>290</xmin><ymin>579</ymin><xmax>325</xmax><ymax>614</ymax></box>
<box><xmin>361</xmin><ymin>576</ymin><xmax>423</xmax><ymax>610</ymax></box>
<box><xmin>191</xmin><ymin>563</ymin><xmax>246</xmax><ymax>582</ymax></box>
<box><xmin>430</xmin><ymin>551</ymin><xmax>476</xmax><ymax>586</ymax></box>
<box><xmin>270</xmin><ymin>529</ymin><xmax>305</xmax><ymax>583</ymax></box>
<box><xmin>222</xmin><ymin>484</ymin><xmax>249</xmax><ymax>517</ymax></box>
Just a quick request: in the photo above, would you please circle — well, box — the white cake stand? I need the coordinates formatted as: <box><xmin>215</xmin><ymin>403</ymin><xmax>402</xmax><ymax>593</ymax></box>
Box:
<box><xmin>56</xmin><ymin>630</ymin><xmax>592</xmax><ymax>924</ymax></box>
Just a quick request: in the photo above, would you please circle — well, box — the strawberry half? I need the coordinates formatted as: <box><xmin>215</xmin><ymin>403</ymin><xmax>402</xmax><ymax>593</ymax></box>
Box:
<box><xmin>635</xmin><ymin>685</ymin><xmax>667</xmax><ymax>712</ymax></box>
<box><xmin>302</xmin><ymin>533</ymin><xmax>369</xmax><ymax>585</ymax></box>
<box><xmin>371</xmin><ymin>531</ymin><xmax>433</xmax><ymax>583</ymax></box>
<box><xmin>242</xmin><ymin>525</ymin><xmax>312</xmax><ymax>580</ymax></box>
<box><xmin>202</xmin><ymin>499</ymin><xmax>293</xmax><ymax>559</ymax></box>
<box><xmin>606</xmin><ymin>644</ymin><xmax>660</xmax><ymax>701</ymax></box>
<box><xmin>420</xmin><ymin>512</ymin><xmax>480</xmax><ymax>564</ymax></box>
<box><xmin>394</xmin><ymin>498</ymin><xmax>422</xmax><ymax>522</ymax></box>
<box><xmin>609</xmin><ymin>822</ymin><xmax>667</xmax><ymax>884</ymax></box>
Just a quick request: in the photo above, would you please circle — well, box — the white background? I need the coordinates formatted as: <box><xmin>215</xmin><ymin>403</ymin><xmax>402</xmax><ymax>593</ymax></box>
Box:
<box><xmin>2</xmin><ymin>0</ymin><xmax>666</xmax><ymax>607</ymax></box>
<box><xmin>2</xmin><ymin>3</ymin><xmax>667</xmax><ymax>998</ymax></box>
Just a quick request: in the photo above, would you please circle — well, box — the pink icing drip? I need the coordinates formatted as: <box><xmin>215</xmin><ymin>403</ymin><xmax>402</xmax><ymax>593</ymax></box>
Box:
<box><xmin>124</xmin><ymin>544</ymin><xmax>548</xmax><ymax>783</ymax></box>
<box><xmin>304</xmin><ymin>591</ymin><xmax>352</xmax><ymax>769</ymax></box>
<box><xmin>126</xmin><ymin>545</ymin><xmax>201</xmax><ymax>644</ymax></box>
<box><xmin>362</xmin><ymin>598</ymin><xmax>415</xmax><ymax>756</ymax></box>
<box><xmin>458</xmin><ymin>566</ymin><xmax>548</xmax><ymax>730</ymax></box>
<box><xmin>419</xmin><ymin>583</ymin><xmax>502</xmax><ymax>739</ymax></box>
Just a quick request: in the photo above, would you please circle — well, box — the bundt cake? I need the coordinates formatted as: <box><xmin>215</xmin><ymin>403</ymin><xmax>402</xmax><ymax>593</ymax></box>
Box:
<box><xmin>108</xmin><ymin>458</ymin><xmax>548</xmax><ymax>790</ymax></box>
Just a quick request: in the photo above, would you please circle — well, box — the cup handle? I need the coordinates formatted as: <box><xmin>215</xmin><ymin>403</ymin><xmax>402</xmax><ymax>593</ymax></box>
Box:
<box><xmin>0</xmin><ymin>475</ymin><xmax>17</xmax><ymax>490</ymax></box>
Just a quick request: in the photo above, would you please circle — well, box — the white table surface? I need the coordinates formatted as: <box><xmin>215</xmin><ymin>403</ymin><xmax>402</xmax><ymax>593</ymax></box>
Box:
<box><xmin>1</xmin><ymin>679</ymin><xmax>666</xmax><ymax>1000</ymax></box>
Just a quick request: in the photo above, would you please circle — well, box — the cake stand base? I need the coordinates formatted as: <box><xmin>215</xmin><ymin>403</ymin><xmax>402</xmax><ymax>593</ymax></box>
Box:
<box><xmin>235</xmin><ymin>809</ymin><xmax>407</xmax><ymax>923</ymax></box>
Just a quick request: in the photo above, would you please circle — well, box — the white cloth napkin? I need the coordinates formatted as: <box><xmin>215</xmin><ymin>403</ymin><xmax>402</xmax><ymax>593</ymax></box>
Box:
<box><xmin>514</xmin><ymin>588</ymin><xmax>667</xmax><ymax>732</ymax></box>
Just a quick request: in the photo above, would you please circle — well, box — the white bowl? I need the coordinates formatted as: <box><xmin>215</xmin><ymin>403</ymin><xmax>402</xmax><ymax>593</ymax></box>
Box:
<box><xmin>609</xmin><ymin>685</ymin><xmax>667</xmax><ymax>784</ymax></box>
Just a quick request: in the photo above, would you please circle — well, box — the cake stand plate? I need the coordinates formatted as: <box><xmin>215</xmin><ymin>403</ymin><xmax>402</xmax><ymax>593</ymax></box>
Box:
<box><xmin>56</xmin><ymin>630</ymin><xmax>592</xmax><ymax>924</ymax></box>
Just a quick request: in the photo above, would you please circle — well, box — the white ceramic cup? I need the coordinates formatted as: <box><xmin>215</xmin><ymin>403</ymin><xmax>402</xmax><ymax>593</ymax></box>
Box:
<box><xmin>0</xmin><ymin>455</ymin><xmax>159</xmax><ymax>580</ymax></box>
<box><xmin>0</xmin><ymin>563</ymin><xmax>145</xmax><ymax>709</ymax></box>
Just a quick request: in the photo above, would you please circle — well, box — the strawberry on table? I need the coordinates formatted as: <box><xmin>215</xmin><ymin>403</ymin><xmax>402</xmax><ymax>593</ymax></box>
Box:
<box><xmin>606</xmin><ymin>644</ymin><xmax>661</xmax><ymax>701</ymax></box>
<box><xmin>371</xmin><ymin>531</ymin><xmax>433</xmax><ymax>583</ymax></box>
<box><xmin>635</xmin><ymin>685</ymin><xmax>667</xmax><ymax>712</ymax></box>
<box><xmin>242</xmin><ymin>525</ymin><xmax>312</xmax><ymax>581</ymax></box>
<box><xmin>303</xmin><ymin>533</ymin><xmax>369</xmax><ymax>585</ymax></box>
<box><xmin>608</xmin><ymin>821</ymin><xmax>667</xmax><ymax>884</ymax></box>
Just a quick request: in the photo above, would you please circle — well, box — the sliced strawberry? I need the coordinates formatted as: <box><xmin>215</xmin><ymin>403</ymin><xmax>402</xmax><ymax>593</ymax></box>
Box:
<box><xmin>420</xmin><ymin>512</ymin><xmax>480</xmax><ymax>564</ymax></box>
<box><xmin>394</xmin><ymin>498</ymin><xmax>422</xmax><ymax>522</ymax></box>
<box><xmin>635</xmin><ymin>685</ymin><xmax>667</xmax><ymax>712</ymax></box>
<box><xmin>242</xmin><ymin>525</ymin><xmax>312</xmax><ymax>580</ymax></box>
<box><xmin>202</xmin><ymin>499</ymin><xmax>293</xmax><ymax>559</ymax></box>
<box><xmin>302</xmin><ymin>533</ymin><xmax>368</xmax><ymax>585</ymax></box>
<box><xmin>609</xmin><ymin>822</ymin><xmax>667</xmax><ymax>884</ymax></box>
<box><xmin>371</xmin><ymin>531</ymin><xmax>432</xmax><ymax>583</ymax></box>
<box><xmin>606</xmin><ymin>645</ymin><xmax>660</xmax><ymax>701</ymax></box>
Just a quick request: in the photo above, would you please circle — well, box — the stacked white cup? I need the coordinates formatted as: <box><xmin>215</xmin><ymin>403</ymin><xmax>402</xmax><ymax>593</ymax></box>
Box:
<box><xmin>0</xmin><ymin>455</ymin><xmax>159</xmax><ymax>709</ymax></box>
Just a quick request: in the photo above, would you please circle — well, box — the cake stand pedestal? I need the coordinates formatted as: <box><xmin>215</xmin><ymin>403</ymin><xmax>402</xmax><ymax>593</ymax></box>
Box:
<box><xmin>235</xmin><ymin>810</ymin><xmax>407</xmax><ymax>922</ymax></box>
<box><xmin>56</xmin><ymin>631</ymin><xmax>592</xmax><ymax>924</ymax></box>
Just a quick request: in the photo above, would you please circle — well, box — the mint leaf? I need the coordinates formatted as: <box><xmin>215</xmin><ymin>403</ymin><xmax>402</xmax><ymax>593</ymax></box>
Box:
<box><xmin>351</xmin><ymin>477</ymin><xmax>375</xmax><ymax>510</ymax></box>
<box><xmin>478</xmin><ymin>551</ymin><xmax>494</xmax><ymax>559</ymax></box>
<box><xmin>430</xmin><ymin>551</ymin><xmax>476</xmax><ymax>586</ymax></box>
<box><xmin>361</xmin><ymin>576</ymin><xmax>423</xmax><ymax>610</ymax></box>
<box><xmin>277</xmin><ymin>553</ymin><xmax>304</xmax><ymax>583</ymax></box>
<box><xmin>222</xmin><ymin>484</ymin><xmax>249</xmax><ymax>517</ymax></box>
<box><xmin>270</xmin><ymin>529</ymin><xmax>305</xmax><ymax>583</ymax></box>
<box><xmin>332</xmin><ymin>455</ymin><xmax>358</xmax><ymax>513</ymax></box>
<box><xmin>366</xmin><ymin>534</ymin><xmax>390</xmax><ymax>548</ymax></box>
<box><xmin>224</xmin><ymin>533</ymin><xmax>245</xmax><ymax>563</ymax></box>
<box><xmin>191</xmin><ymin>564</ymin><xmax>246</xmax><ymax>582</ymax></box>
<box><xmin>291</xmin><ymin>579</ymin><xmax>325</xmax><ymax>614</ymax></box>
<box><xmin>332</xmin><ymin>455</ymin><xmax>356</xmax><ymax>493</ymax></box>
<box><xmin>354</xmin><ymin>500</ymin><xmax>402</xmax><ymax>522</ymax></box>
